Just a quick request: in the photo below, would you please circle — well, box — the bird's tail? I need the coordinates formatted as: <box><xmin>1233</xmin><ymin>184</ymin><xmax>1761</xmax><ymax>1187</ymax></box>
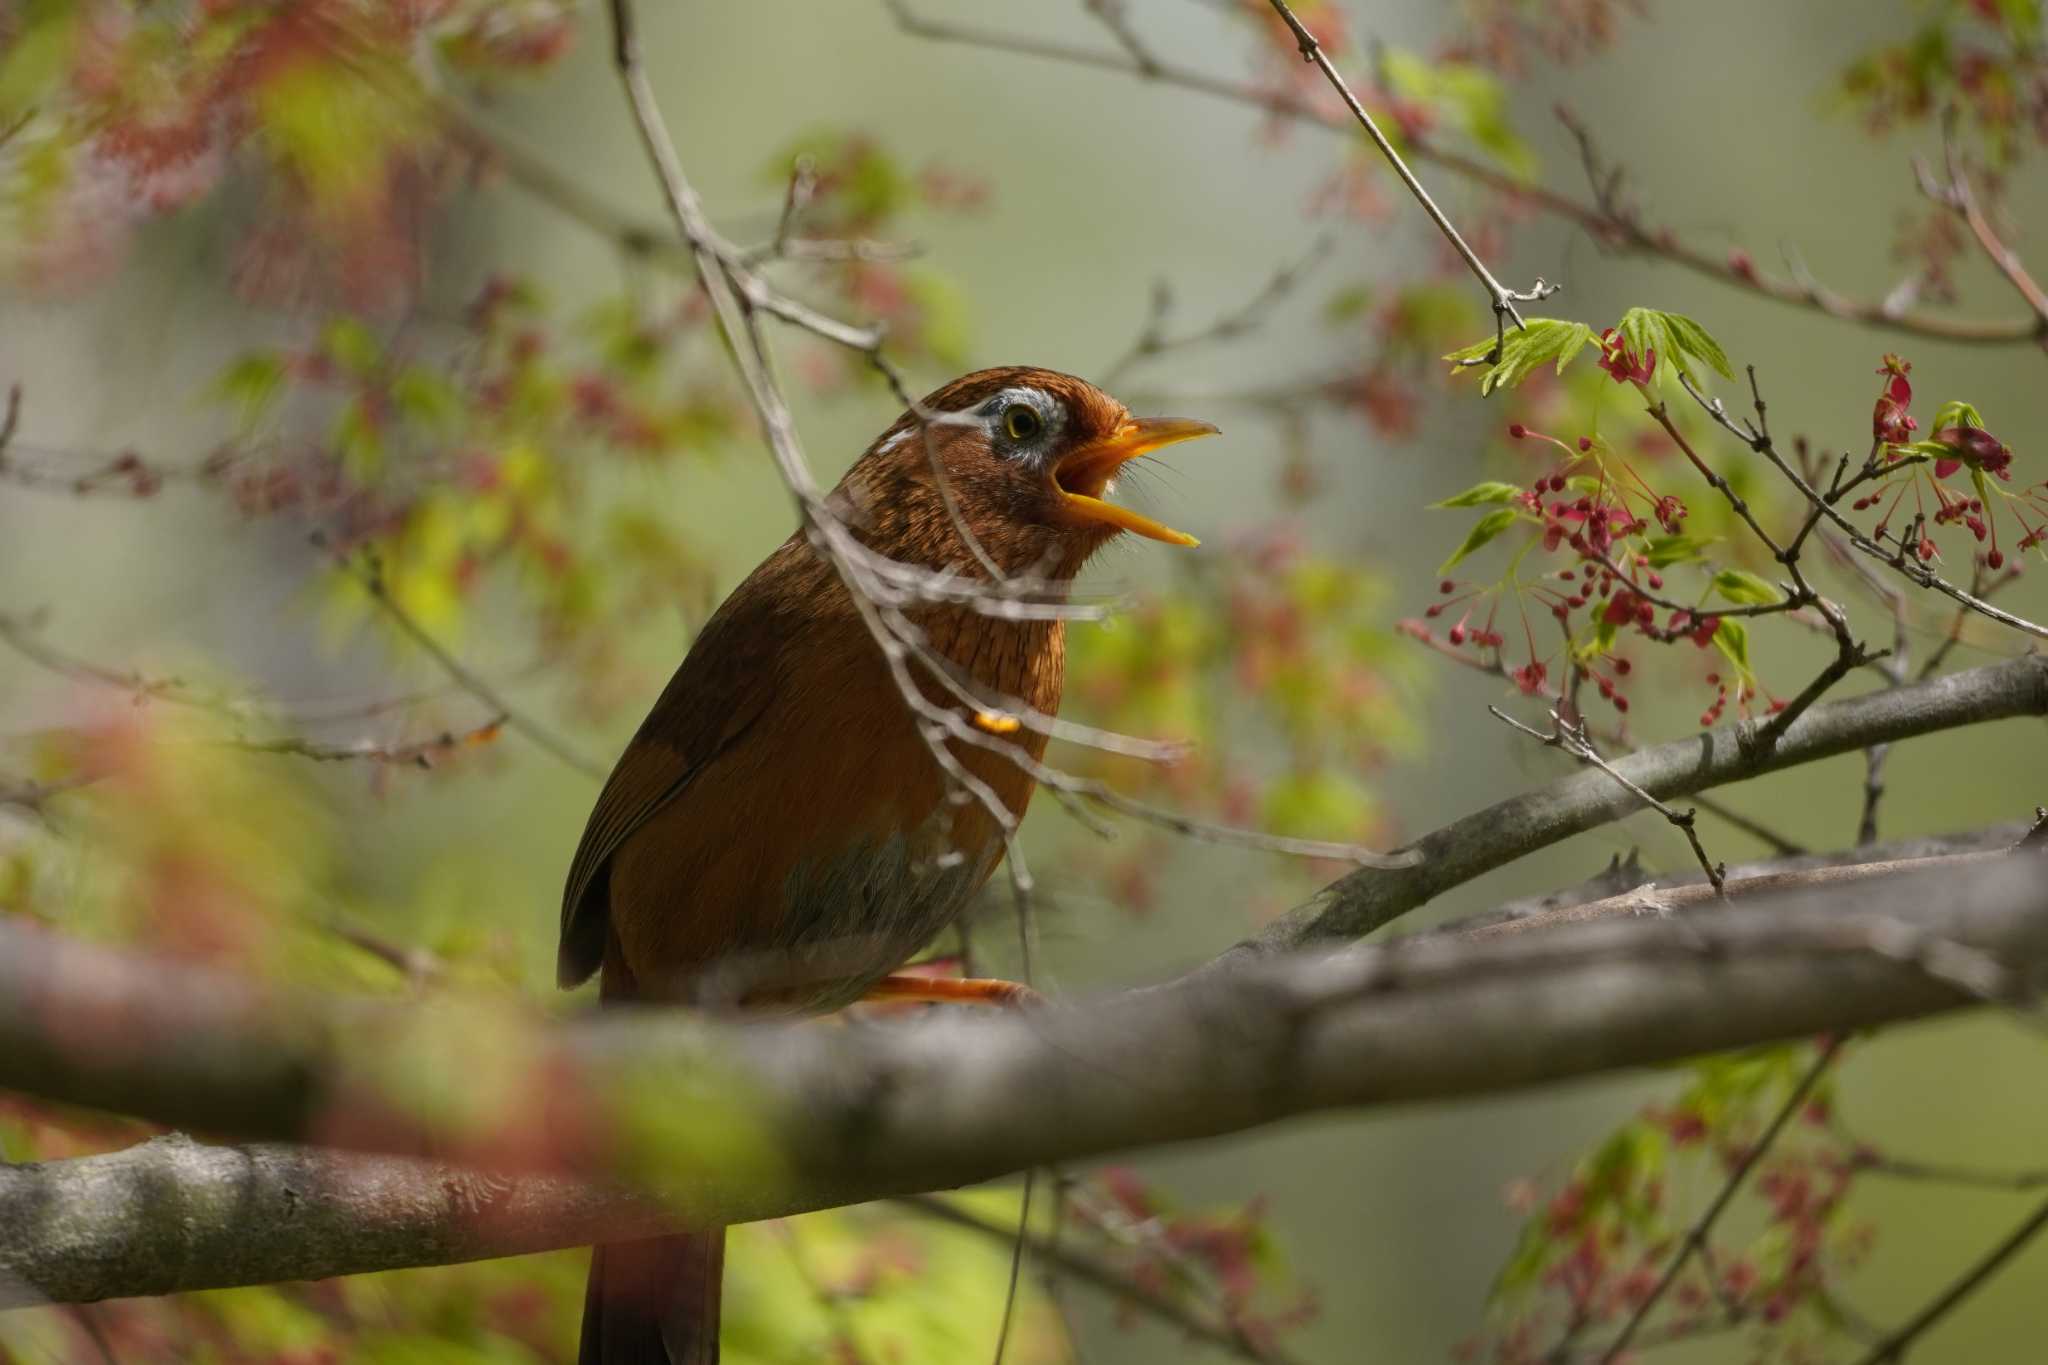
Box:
<box><xmin>577</xmin><ymin>1230</ymin><xmax>725</xmax><ymax>1365</ymax></box>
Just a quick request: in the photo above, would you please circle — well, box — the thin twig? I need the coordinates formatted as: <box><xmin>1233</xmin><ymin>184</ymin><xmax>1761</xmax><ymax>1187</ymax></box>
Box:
<box><xmin>1851</xmin><ymin>1194</ymin><xmax>2048</xmax><ymax>1365</ymax></box>
<box><xmin>336</xmin><ymin>553</ymin><xmax>607</xmax><ymax>780</ymax></box>
<box><xmin>901</xmin><ymin>1194</ymin><xmax>1305</xmax><ymax>1365</ymax></box>
<box><xmin>1260</xmin><ymin>0</ymin><xmax>1553</xmax><ymax>355</ymax></box>
<box><xmin>1491</xmin><ymin>706</ymin><xmax>1726</xmax><ymax>895</ymax></box>
<box><xmin>1104</xmin><ymin>235</ymin><xmax>1333</xmax><ymax>384</ymax></box>
<box><xmin>1689</xmin><ymin>792</ymin><xmax>1806</xmax><ymax>857</ymax></box>
<box><xmin>990</xmin><ymin>1167</ymin><xmax>1036</xmax><ymax>1365</ymax></box>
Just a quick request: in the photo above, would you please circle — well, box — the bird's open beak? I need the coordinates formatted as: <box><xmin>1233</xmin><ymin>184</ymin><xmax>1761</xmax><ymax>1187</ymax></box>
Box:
<box><xmin>1050</xmin><ymin>416</ymin><xmax>1218</xmax><ymax>547</ymax></box>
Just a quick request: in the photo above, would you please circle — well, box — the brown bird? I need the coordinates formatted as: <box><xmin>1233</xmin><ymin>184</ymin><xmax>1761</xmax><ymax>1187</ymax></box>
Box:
<box><xmin>561</xmin><ymin>366</ymin><xmax>1216</xmax><ymax>1364</ymax></box>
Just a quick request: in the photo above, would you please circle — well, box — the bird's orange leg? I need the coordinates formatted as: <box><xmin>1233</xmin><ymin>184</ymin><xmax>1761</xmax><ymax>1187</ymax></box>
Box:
<box><xmin>861</xmin><ymin>975</ymin><xmax>1045</xmax><ymax>1008</ymax></box>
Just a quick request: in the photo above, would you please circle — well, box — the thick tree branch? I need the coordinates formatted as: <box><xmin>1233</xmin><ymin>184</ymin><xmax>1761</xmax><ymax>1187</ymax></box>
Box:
<box><xmin>1243</xmin><ymin>654</ymin><xmax>2048</xmax><ymax>951</ymax></box>
<box><xmin>5</xmin><ymin>849</ymin><xmax>2048</xmax><ymax>1308</ymax></box>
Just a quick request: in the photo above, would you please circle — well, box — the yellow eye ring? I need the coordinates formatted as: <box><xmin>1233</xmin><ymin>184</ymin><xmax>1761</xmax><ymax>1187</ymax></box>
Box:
<box><xmin>1003</xmin><ymin>404</ymin><xmax>1042</xmax><ymax>442</ymax></box>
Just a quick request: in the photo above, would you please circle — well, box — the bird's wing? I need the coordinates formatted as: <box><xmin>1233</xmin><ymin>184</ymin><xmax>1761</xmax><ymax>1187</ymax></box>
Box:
<box><xmin>556</xmin><ymin>562</ymin><xmax>789</xmax><ymax>989</ymax></box>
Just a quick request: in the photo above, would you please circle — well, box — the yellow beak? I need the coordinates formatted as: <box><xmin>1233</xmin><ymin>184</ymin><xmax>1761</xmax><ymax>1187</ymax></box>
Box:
<box><xmin>1051</xmin><ymin>416</ymin><xmax>1219</xmax><ymax>547</ymax></box>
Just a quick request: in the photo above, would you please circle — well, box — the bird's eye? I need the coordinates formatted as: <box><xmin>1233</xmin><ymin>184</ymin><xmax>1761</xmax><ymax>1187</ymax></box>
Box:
<box><xmin>1003</xmin><ymin>404</ymin><xmax>1042</xmax><ymax>442</ymax></box>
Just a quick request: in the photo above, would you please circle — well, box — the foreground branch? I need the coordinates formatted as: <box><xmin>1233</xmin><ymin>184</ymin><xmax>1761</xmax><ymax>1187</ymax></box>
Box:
<box><xmin>5</xmin><ymin>849</ymin><xmax>2048</xmax><ymax>1306</ymax></box>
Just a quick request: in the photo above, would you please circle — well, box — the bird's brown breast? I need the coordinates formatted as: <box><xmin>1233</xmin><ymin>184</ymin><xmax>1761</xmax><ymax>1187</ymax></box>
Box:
<box><xmin>601</xmin><ymin>539</ymin><xmax>1061</xmax><ymax>1008</ymax></box>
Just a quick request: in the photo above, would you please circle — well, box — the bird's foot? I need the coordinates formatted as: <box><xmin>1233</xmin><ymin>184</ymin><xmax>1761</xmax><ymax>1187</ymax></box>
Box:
<box><xmin>861</xmin><ymin>974</ymin><xmax>1045</xmax><ymax>1009</ymax></box>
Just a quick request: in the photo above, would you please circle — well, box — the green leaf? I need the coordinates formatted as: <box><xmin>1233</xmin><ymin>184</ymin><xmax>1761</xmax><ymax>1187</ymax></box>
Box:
<box><xmin>334</xmin><ymin>400</ymin><xmax>384</xmax><ymax>482</ymax></box>
<box><xmin>1322</xmin><ymin>283</ymin><xmax>1375</xmax><ymax>323</ymax></box>
<box><xmin>1712</xmin><ymin>617</ymin><xmax>1754</xmax><ymax>683</ymax></box>
<box><xmin>390</xmin><ymin>368</ymin><xmax>462</xmax><ymax>430</ymax></box>
<box><xmin>209</xmin><ymin>353</ymin><xmax>288</xmax><ymax>427</ymax></box>
<box><xmin>1260</xmin><ymin>769</ymin><xmax>1377</xmax><ymax>841</ymax></box>
<box><xmin>1711</xmin><ymin>569</ymin><xmax>1783</xmax><ymax>606</ymax></box>
<box><xmin>1380</xmin><ymin>47</ymin><xmax>1536</xmax><ymax>177</ymax></box>
<box><xmin>1658</xmin><ymin>311</ymin><xmax>1735</xmax><ymax>380</ymax></box>
<box><xmin>1614</xmin><ymin>307</ymin><xmax>1734</xmax><ymax>385</ymax></box>
<box><xmin>1930</xmin><ymin>399</ymin><xmax>1984</xmax><ymax>432</ymax></box>
<box><xmin>1644</xmin><ymin>533</ymin><xmax>1713</xmax><ymax>567</ymax></box>
<box><xmin>1431</xmin><ymin>481</ymin><xmax>1523</xmax><ymax>508</ymax></box>
<box><xmin>321</xmin><ymin>317</ymin><xmax>383</xmax><ymax>377</ymax></box>
<box><xmin>1443</xmin><ymin>318</ymin><xmax>1597</xmax><ymax>396</ymax></box>
<box><xmin>1437</xmin><ymin>507</ymin><xmax>1521</xmax><ymax>574</ymax></box>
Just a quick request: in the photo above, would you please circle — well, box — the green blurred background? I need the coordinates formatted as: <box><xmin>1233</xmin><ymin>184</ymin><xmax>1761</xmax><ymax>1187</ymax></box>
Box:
<box><xmin>4</xmin><ymin>2</ymin><xmax>2048</xmax><ymax>1361</ymax></box>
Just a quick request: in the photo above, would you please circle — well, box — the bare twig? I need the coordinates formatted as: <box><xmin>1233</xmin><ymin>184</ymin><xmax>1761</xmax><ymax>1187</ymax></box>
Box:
<box><xmin>1259</xmin><ymin>0</ymin><xmax>1554</xmax><ymax>357</ymax></box>
<box><xmin>336</xmin><ymin>552</ymin><xmax>607</xmax><ymax>780</ymax></box>
<box><xmin>1490</xmin><ymin>706</ymin><xmax>1726</xmax><ymax>895</ymax></box>
<box><xmin>1081</xmin><ymin>0</ymin><xmax>1162</xmax><ymax>74</ymax></box>
<box><xmin>1851</xmin><ymin>1194</ymin><xmax>2048</xmax><ymax>1365</ymax></box>
<box><xmin>227</xmin><ymin>717</ymin><xmax>506</xmax><ymax>770</ymax></box>
<box><xmin>1104</xmin><ymin>235</ymin><xmax>1334</xmax><ymax>384</ymax></box>
<box><xmin>1690</xmin><ymin>792</ymin><xmax>1806</xmax><ymax>857</ymax></box>
<box><xmin>1915</xmin><ymin>127</ymin><xmax>2048</xmax><ymax>330</ymax></box>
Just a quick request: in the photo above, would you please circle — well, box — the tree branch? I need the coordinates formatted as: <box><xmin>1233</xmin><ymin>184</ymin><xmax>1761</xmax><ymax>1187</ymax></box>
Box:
<box><xmin>1242</xmin><ymin>654</ymin><xmax>2048</xmax><ymax>950</ymax></box>
<box><xmin>6</xmin><ymin>849</ymin><xmax>2048</xmax><ymax>1307</ymax></box>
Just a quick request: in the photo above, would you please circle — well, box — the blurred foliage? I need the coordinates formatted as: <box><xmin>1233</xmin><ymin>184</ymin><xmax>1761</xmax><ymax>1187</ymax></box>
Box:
<box><xmin>1468</xmin><ymin>1043</ymin><xmax>1877</xmax><ymax>1364</ymax></box>
<box><xmin>3</xmin><ymin>0</ymin><xmax>2048</xmax><ymax>1362</ymax></box>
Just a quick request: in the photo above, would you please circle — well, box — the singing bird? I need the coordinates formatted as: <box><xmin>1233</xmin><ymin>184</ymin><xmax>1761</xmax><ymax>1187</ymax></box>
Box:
<box><xmin>559</xmin><ymin>366</ymin><xmax>1216</xmax><ymax>1364</ymax></box>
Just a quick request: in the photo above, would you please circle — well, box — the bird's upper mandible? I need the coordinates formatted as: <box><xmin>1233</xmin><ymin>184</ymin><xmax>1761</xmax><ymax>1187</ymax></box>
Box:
<box><xmin>838</xmin><ymin>365</ymin><xmax>1219</xmax><ymax>579</ymax></box>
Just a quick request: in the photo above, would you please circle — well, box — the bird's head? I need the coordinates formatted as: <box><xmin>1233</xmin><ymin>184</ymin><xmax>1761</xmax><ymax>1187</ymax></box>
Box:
<box><xmin>840</xmin><ymin>366</ymin><xmax>1218</xmax><ymax>577</ymax></box>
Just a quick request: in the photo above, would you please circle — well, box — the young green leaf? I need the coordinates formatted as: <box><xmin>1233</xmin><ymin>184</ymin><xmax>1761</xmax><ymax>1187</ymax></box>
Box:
<box><xmin>1443</xmin><ymin>318</ymin><xmax>1597</xmax><ymax>396</ymax></box>
<box><xmin>1644</xmin><ymin>533</ymin><xmax>1714</xmax><ymax>567</ymax></box>
<box><xmin>1712</xmin><ymin>617</ymin><xmax>1754</xmax><ymax>683</ymax></box>
<box><xmin>320</xmin><ymin>317</ymin><xmax>383</xmax><ymax>377</ymax></box>
<box><xmin>1437</xmin><ymin>507</ymin><xmax>1521</xmax><ymax>574</ymax></box>
<box><xmin>1431</xmin><ymin>481</ymin><xmax>1524</xmax><ymax>508</ymax></box>
<box><xmin>1322</xmin><ymin>284</ymin><xmax>1375</xmax><ymax>323</ymax></box>
<box><xmin>1711</xmin><ymin>569</ymin><xmax>1783</xmax><ymax>606</ymax></box>
<box><xmin>1930</xmin><ymin>399</ymin><xmax>1985</xmax><ymax>432</ymax></box>
<box><xmin>1614</xmin><ymin>307</ymin><xmax>1734</xmax><ymax>385</ymax></box>
<box><xmin>210</xmin><ymin>353</ymin><xmax>288</xmax><ymax>428</ymax></box>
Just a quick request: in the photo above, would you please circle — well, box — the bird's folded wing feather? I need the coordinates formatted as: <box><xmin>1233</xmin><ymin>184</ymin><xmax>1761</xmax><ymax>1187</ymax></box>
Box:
<box><xmin>556</xmin><ymin>572</ymin><xmax>788</xmax><ymax>988</ymax></box>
